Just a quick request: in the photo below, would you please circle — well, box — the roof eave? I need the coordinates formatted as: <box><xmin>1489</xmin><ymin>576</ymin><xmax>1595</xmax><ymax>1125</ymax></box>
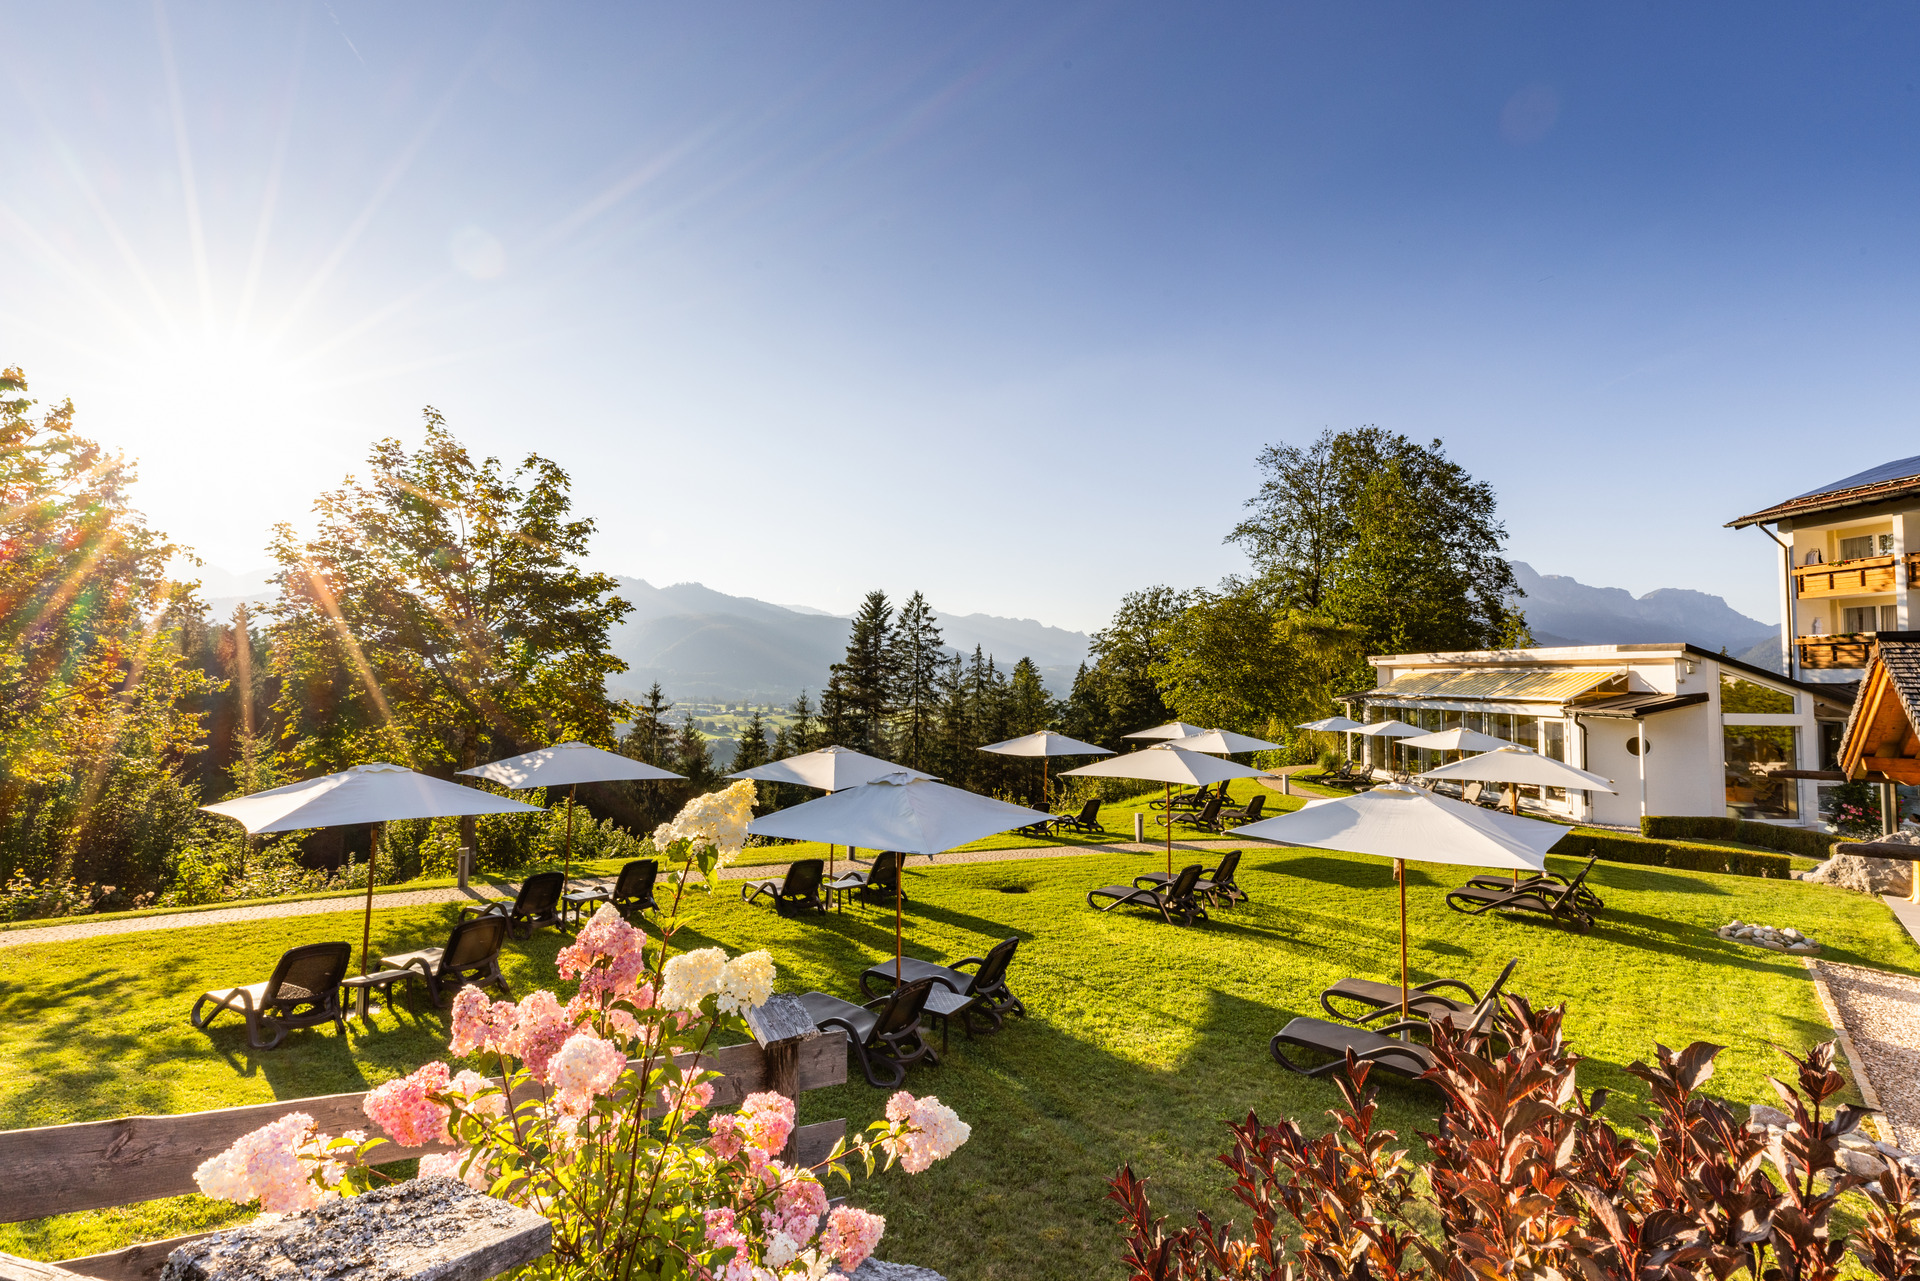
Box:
<box><xmin>1726</xmin><ymin>477</ymin><xmax>1920</xmax><ymax>529</ymax></box>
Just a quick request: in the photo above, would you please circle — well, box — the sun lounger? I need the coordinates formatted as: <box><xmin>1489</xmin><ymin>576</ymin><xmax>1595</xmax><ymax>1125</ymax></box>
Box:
<box><xmin>190</xmin><ymin>941</ymin><xmax>352</xmax><ymax>1050</ymax></box>
<box><xmin>828</xmin><ymin>851</ymin><xmax>908</xmax><ymax>909</ymax></box>
<box><xmin>1270</xmin><ymin>995</ymin><xmax>1499</xmax><ymax>1079</ymax></box>
<box><xmin>1133</xmin><ymin>849</ymin><xmax>1246</xmax><ymax>906</ymax></box>
<box><xmin>1150</xmin><ymin>784</ymin><xmax>1217</xmax><ymax>812</ymax></box>
<box><xmin>1445</xmin><ymin>857</ymin><xmax>1599</xmax><ymax>932</ymax></box>
<box><xmin>741</xmin><ymin>858</ymin><xmax>831</xmax><ymax>916</ymax></box>
<box><xmin>858</xmin><ymin>936</ymin><xmax>1025</xmax><ymax>1033</ymax></box>
<box><xmin>1158</xmin><ymin>795</ymin><xmax>1224</xmax><ymax>834</ymax></box>
<box><xmin>797</xmin><ymin>977</ymin><xmax>939</xmax><ymax>1088</ymax></box>
<box><xmin>1220</xmin><ymin>795</ymin><xmax>1265</xmax><ymax>827</ymax></box>
<box><xmin>1086</xmin><ymin>863</ymin><xmax>1207</xmax><ymax>925</ymax></box>
<box><xmin>1319</xmin><ymin>957</ymin><xmax>1518</xmax><ymax>1027</ymax></box>
<box><xmin>564</xmin><ymin>858</ymin><xmax>660</xmax><ymax>923</ymax></box>
<box><xmin>382</xmin><ymin>914</ymin><xmax>513</xmax><ymax>1006</ymax></box>
<box><xmin>1460</xmin><ymin>866</ymin><xmax>1603</xmax><ymax>911</ymax></box>
<box><xmin>462</xmin><ymin>870</ymin><xmax>565</xmax><ymax>940</ymax></box>
<box><xmin>1050</xmin><ymin>799</ymin><xmax>1105</xmax><ymax>835</ymax></box>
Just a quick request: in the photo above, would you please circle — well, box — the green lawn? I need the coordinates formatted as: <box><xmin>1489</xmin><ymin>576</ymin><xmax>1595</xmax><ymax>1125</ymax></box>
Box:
<box><xmin>3</xmin><ymin>831</ymin><xmax>1912</xmax><ymax>1276</ymax></box>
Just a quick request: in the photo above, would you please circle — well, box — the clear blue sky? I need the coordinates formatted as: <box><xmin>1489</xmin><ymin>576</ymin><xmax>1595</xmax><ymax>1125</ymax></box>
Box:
<box><xmin>4</xmin><ymin>2</ymin><xmax>1918</xmax><ymax>631</ymax></box>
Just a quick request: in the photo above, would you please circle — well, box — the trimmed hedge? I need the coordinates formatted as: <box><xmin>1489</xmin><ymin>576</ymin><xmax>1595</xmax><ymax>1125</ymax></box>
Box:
<box><xmin>1558</xmin><ymin>829</ymin><xmax>1792</xmax><ymax>879</ymax></box>
<box><xmin>1640</xmin><ymin>815</ymin><xmax>1838</xmax><ymax>860</ymax></box>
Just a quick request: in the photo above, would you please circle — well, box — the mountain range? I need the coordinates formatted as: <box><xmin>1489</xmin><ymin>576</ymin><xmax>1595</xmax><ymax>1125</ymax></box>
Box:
<box><xmin>192</xmin><ymin>559</ymin><xmax>1788</xmax><ymax>704</ymax></box>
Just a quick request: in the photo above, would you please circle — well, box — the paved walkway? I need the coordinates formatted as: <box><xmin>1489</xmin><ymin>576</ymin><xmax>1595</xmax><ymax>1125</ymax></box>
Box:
<box><xmin>0</xmin><ymin>839</ymin><xmax>1265</xmax><ymax>948</ymax></box>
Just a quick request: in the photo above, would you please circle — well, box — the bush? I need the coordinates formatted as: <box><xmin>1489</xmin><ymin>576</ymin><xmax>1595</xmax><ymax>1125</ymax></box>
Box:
<box><xmin>1317</xmin><ymin>748</ymin><xmax>1347</xmax><ymax>773</ymax></box>
<box><xmin>1641</xmin><ymin>814</ymin><xmax>1839</xmax><ymax>860</ymax></box>
<box><xmin>1114</xmin><ymin>999</ymin><xmax>1914</xmax><ymax>1281</ymax></box>
<box><xmin>1558</xmin><ymin>829</ymin><xmax>1792</xmax><ymax>878</ymax></box>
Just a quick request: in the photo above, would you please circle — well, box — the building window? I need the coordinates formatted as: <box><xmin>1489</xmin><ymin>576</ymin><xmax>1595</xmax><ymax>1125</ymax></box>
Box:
<box><xmin>1542</xmin><ymin>720</ymin><xmax>1566</xmax><ymax>803</ymax></box>
<box><xmin>1886</xmin><ymin>605</ymin><xmax>1900</xmax><ymax>631</ymax></box>
<box><xmin>1724</xmin><ymin>726</ymin><xmax>1798</xmax><ymax>821</ymax></box>
<box><xmin>1841</xmin><ymin>535</ymin><xmax>1877</xmax><ymax>561</ymax></box>
<box><xmin>1840</xmin><ymin>606</ymin><xmax>1896</xmax><ymax>633</ymax></box>
<box><xmin>1719</xmin><ymin>674</ymin><xmax>1794</xmax><ymax>714</ymax></box>
<box><xmin>1882</xmin><ymin>534</ymin><xmax>1897</xmax><ymax>554</ymax></box>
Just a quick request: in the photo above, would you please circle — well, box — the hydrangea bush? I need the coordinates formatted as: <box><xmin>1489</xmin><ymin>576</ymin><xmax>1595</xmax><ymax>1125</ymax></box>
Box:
<box><xmin>194</xmin><ymin>784</ymin><xmax>967</xmax><ymax>1279</ymax></box>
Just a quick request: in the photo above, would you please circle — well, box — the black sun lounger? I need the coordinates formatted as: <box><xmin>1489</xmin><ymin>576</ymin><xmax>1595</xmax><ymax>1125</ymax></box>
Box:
<box><xmin>741</xmin><ymin>858</ymin><xmax>830</xmax><ymax>916</ymax></box>
<box><xmin>1133</xmin><ymin>848</ymin><xmax>1246</xmax><ymax>906</ymax></box>
<box><xmin>798</xmin><ymin>977</ymin><xmax>939</xmax><ymax>1088</ymax></box>
<box><xmin>191</xmin><ymin>941</ymin><xmax>352</xmax><ymax>1050</ymax></box>
<box><xmin>1319</xmin><ymin>957</ymin><xmax>1518</xmax><ymax>1027</ymax></box>
<box><xmin>1087</xmin><ymin>863</ymin><xmax>1207</xmax><ymax>925</ymax></box>
<box><xmin>1271</xmin><ymin>995</ymin><xmax>1499</xmax><ymax>1080</ymax></box>
<box><xmin>382</xmin><ymin>914</ymin><xmax>513</xmax><ymax>1006</ymax></box>
<box><xmin>1445</xmin><ymin>856</ymin><xmax>1600</xmax><ymax>933</ymax></box>
<box><xmin>462</xmin><ymin>870</ymin><xmax>566</xmax><ymax>940</ymax></box>
<box><xmin>859</xmin><ymin>936</ymin><xmax>1026</xmax><ymax>1033</ymax></box>
<box><xmin>1460</xmin><ymin>864</ymin><xmax>1604</xmax><ymax>911</ymax></box>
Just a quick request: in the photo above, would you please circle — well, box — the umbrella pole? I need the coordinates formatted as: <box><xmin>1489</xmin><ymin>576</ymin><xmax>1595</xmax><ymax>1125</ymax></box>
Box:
<box><xmin>361</xmin><ymin>822</ymin><xmax>380</xmax><ymax>978</ymax></box>
<box><xmin>564</xmin><ymin>784</ymin><xmax>577</xmax><ymax>885</ymax></box>
<box><xmin>895</xmin><ymin>872</ymin><xmax>904</xmax><ymax>984</ymax></box>
<box><xmin>1165</xmin><ymin>783</ymin><xmax>1173</xmax><ymax>876</ymax></box>
<box><xmin>1396</xmin><ymin>857</ymin><xmax>1409</xmax><ymax>1030</ymax></box>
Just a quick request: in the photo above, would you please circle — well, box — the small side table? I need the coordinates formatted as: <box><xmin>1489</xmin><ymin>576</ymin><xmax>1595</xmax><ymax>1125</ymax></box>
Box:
<box><xmin>342</xmin><ymin>969</ymin><xmax>419</xmax><ymax>1017</ymax></box>
<box><xmin>562</xmin><ymin>886</ymin><xmax>609</xmax><ymax>925</ymax></box>
<box><xmin>920</xmin><ymin>986</ymin><xmax>974</xmax><ymax>1058</ymax></box>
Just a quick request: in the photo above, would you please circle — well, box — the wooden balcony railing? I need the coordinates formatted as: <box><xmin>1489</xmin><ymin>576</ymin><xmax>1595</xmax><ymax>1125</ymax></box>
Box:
<box><xmin>1793</xmin><ymin>552</ymin><xmax>1920</xmax><ymax>599</ymax></box>
<box><xmin>1797</xmin><ymin>633</ymin><xmax>1875</xmax><ymax>669</ymax></box>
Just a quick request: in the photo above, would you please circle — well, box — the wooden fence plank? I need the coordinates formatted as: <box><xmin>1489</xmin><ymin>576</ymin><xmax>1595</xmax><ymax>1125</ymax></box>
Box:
<box><xmin>0</xmin><ymin>1035</ymin><xmax>847</xmax><ymax>1224</ymax></box>
<box><xmin>50</xmin><ymin>1118</ymin><xmax>853</xmax><ymax>1281</ymax></box>
<box><xmin>0</xmin><ymin>1251</ymin><xmax>84</xmax><ymax>1281</ymax></box>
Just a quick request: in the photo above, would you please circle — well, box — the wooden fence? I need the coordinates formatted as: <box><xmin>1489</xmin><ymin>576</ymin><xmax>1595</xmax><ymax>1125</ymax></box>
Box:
<box><xmin>0</xmin><ymin>1029</ymin><xmax>847</xmax><ymax>1281</ymax></box>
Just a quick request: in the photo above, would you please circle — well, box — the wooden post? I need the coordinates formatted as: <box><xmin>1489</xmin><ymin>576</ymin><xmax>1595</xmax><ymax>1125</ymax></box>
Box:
<box><xmin>744</xmin><ymin>994</ymin><xmax>818</xmax><ymax>1162</ymax></box>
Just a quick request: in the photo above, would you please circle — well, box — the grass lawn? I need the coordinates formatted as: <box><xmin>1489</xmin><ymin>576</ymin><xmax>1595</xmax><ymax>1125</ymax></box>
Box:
<box><xmin>4</xmin><ymin>832</ymin><xmax>1916</xmax><ymax>1278</ymax></box>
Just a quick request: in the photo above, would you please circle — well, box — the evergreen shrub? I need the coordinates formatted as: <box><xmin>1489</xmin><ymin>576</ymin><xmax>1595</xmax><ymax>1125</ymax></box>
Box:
<box><xmin>1640</xmin><ymin>815</ymin><xmax>1838</xmax><ymax>860</ymax></box>
<box><xmin>1558</xmin><ymin>829</ymin><xmax>1791</xmax><ymax>878</ymax></box>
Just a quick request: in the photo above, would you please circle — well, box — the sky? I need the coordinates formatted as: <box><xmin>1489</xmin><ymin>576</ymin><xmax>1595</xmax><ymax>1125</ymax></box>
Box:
<box><xmin>4</xmin><ymin>3</ymin><xmax>1919</xmax><ymax>632</ymax></box>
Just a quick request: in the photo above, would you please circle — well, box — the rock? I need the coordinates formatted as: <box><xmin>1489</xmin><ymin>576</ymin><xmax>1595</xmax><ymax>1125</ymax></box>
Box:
<box><xmin>1751</xmin><ymin>1104</ymin><xmax>1792</xmax><ymax>1129</ymax></box>
<box><xmin>1805</xmin><ymin>855</ymin><xmax>1913</xmax><ymax>896</ymax></box>
<box><xmin>836</xmin><ymin>1262</ymin><xmax>948</xmax><ymax>1281</ymax></box>
<box><xmin>1839</xmin><ymin>1148</ymin><xmax>1890</xmax><ymax>1176</ymax></box>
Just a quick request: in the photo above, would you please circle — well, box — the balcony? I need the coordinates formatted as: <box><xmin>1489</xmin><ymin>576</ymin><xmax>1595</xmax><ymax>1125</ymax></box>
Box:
<box><xmin>1792</xmin><ymin>552</ymin><xmax>1920</xmax><ymax>599</ymax></box>
<box><xmin>1797</xmin><ymin>633</ymin><xmax>1875</xmax><ymax>669</ymax></box>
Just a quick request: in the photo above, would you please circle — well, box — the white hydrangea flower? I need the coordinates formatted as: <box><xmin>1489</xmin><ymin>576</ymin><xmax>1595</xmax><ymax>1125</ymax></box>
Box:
<box><xmin>717</xmin><ymin>950</ymin><xmax>775</xmax><ymax>1014</ymax></box>
<box><xmin>659</xmin><ymin>947</ymin><xmax>728</xmax><ymax>1011</ymax></box>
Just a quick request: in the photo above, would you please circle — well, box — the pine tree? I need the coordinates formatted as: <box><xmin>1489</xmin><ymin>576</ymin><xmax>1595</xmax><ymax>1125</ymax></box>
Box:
<box><xmin>819</xmin><ymin>673</ymin><xmax>851</xmax><ymax>748</ymax></box>
<box><xmin>621</xmin><ymin>683</ymin><xmax>675</xmax><ymax>765</ymax></box>
<box><xmin>674</xmin><ymin>713</ymin><xmax>717</xmax><ymax>792</ymax></box>
<box><xmin>787</xmin><ymin>690</ymin><xmax>815</xmax><ymax>755</ymax></box>
<box><xmin>733</xmin><ymin>708</ymin><xmax>772</xmax><ymax>773</ymax></box>
<box><xmin>831</xmin><ymin>590</ymin><xmax>896</xmax><ymax>755</ymax></box>
<box><xmin>1060</xmin><ymin>662</ymin><xmax>1107</xmax><ymax>747</ymax></box>
<box><xmin>933</xmin><ymin>652</ymin><xmax>972</xmax><ymax>787</ymax></box>
<box><xmin>889</xmin><ymin>591</ymin><xmax>944</xmax><ymax>771</ymax></box>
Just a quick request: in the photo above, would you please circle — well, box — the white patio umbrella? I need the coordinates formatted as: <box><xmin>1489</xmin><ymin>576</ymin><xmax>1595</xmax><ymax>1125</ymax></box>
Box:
<box><xmin>460</xmin><ymin>742</ymin><xmax>684</xmax><ymax>882</ymax></box>
<box><xmin>730</xmin><ymin>745</ymin><xmax>935</xmax><ymax>875</ymax></box>
<box><xmin>1418</xmin><ymin>746</ymin><xmax>1617</xmax><ymax>815</ymax></box>
<box><xmin>1237</xmin><ymin>783</ymin><xmax>1565</xmax><ymax>1021</ymax></box>
<box><xmin>1061</xmin><ymin>743</ymin><xmax>1270</xmax><ymax>874</ymax></box>
<box><xmin>1167</xmin><ymin>728</ymin><xmax>1285</xmax><ymax>756</ymax></box>
<box><xmin>1123</xmin><ymin>721</ymin><xmax>1210</xmax><ymax>741</ymax></box>
<box><xmin>1397</xmin><ymin>726</ymin><xmax>1516</xmax><ymax>754</ymax></box>
<box><xmin>1297</xmin><ymin>716</ymin><xmax>1364</xmax><ymax>733</ymax></box>
<box><xmin>748</xmin><ymin>774</ymin><xmax>1052</xmax><ymax>979</ymax></box>
<box><xmin>1353</xmin><ymin>719</ymin><xmax>1426</xmax><ymax>773</ymax></box>
<box><xmin>978</xmin><ymin>731</ymin><xmax>1113</xmax><ymax>807</ymax></box>
<box><xmin>202</xmin><ymin>763</ymin><xmax>544</xmax><ymax>976</ymax></box>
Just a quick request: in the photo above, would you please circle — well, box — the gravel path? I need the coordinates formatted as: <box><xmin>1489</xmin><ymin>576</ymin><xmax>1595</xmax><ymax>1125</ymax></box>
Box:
<box><xmin>1809</xmin><ymin>959</ymin><xmax>1920</xmax><ymax>1149</ymax></box>
<box><xmin>0</xmin><ymin>839</ymin><xmax>1265</xmax><ymax>949</ymax></box>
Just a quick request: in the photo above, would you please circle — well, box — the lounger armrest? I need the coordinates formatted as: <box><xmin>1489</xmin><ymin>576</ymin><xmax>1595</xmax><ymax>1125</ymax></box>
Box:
<box><xmin>1372</xmin><ymin>1018</ymin><xmax>1435</xmax><ymax>1039</ymax></box>
<box><xmin>1411</xmin><ymin>978</ymin><xmax>1477</xmax><ymax>999</ymax></box>
<box><xmin>947</xmin><ymin>956</ymin><xmax>984</xmax><ymax>971</ymax></box>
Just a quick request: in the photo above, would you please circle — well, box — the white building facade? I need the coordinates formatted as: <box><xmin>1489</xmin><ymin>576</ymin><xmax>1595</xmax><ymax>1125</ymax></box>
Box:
<box><xmin>1350</xmin><ymin>644</ymin><xmax>1852</xmax><ymax>828</ymax></box>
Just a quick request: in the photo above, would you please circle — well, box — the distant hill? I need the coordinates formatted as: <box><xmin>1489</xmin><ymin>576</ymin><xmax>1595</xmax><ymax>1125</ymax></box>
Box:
<box><xmin>1509</xmin><ymin>561</ymin><xmax>1783</xmax><ymax>671</ymax></box>
<box><xmin>604</xmin><ymin>578</ymin><xmax>1091</xmax><ymax>703</ymax></box>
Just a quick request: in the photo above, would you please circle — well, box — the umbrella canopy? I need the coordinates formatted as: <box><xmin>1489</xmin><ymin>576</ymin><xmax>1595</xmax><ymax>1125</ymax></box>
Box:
<box><xmin>978</xmin><ymin>731</ymin><xmax>1113</xmax><ymax>758</ymax></box>
<box><xmin>1297</xmin><ymin>716</ymin><xmax>1364</xmax><ymax>732</ymax></box>
<box><xmin>748</xmin><ymin>775</ymin><xmax>1052</xmax><ymax>980</ymax></box>
<box><xmin>1237</xmin><ymin>782</ymin><xmax>1566</xmax><ymax>1022</ymax></box>
<box><xmin>203</xmin><ymin>762</ymin><xmax>543</xmax><ymax>834</ymax></box>
<box><xmin>460</xmin><ymin>743</ymin><xmax>684</xmax><ymax>881</ymax></box>
<box><xmin>729</xmin><ymin>745</ymin><xmax>933</xmax><ymax>791</ymax></box>
<box><xmin>1353</xmin><ymin>720</ymin><xmax>1425</xmax><ymax>739</ymax></box>
<box><xmin>1062</xmin><ymin>744</ymin><xmax>1271</xmax><ymax>871</ymax></box>
<box><xmin>748</xmin><ymin>773</ymin><xmax>1051</xmax><ymax>855</ymax></box>
<box><xmin>1418</xmin><ymin>746</ymin><xmax>1617</xmax><ymax>793</ymax></box>
<box><xmin>1167</xmin><ymin>728</ymin><xmax>1285</xmax><ymax>755</ymax></box>
<box><xmin>202</xmin><ymin>763</ymin><xmax>544</xmax><ymax>978</ymax></box>
<box><xmin>458</xmin><ymin>741</ymin><xmax>685</xmax><ymax>787</ymax></box>
<box><xmin>1236</xmin><ymin>782</ymin><xmax>1560</xmax><ymax>869</ymax></box>
<box><xmin>1122</xmin><ymin>721</ymin><xmax>1210</xmax><ymax>740</ymax></box>
<box><xmin>1397</xmin><ymin>727</ymin><xmax>1517</xmax><ymax>753</ymax></box>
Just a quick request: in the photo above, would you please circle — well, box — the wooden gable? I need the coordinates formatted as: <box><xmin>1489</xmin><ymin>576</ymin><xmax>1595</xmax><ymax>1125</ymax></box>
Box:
<box><xmin>1839</xmin><ymin>636</ymin><xmax>1920</xmax><ymax>785</ymax></box>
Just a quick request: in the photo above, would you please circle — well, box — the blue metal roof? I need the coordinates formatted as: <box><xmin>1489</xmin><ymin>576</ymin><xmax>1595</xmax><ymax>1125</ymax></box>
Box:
<box><xmin>1789</xmin><ymin>454</ymin><xmax>1920</xmax><ymax>503</ymax></box>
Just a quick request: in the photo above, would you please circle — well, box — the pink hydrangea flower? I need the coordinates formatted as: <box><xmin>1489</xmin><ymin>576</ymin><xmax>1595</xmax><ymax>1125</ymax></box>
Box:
<box><xmin>557</xmin><ymin>906</ymin><xmax>649</xmax><ymax>1004</ymax></box>
<box><xmin>193</xmin><ymin>1112</ymin><xmax>326</xmax><ymax>1213</ymax></box>
<box><xmin>658</xmin><ymin>1076</ymin><xmax>716</xmax><ymax>1117</ymax></box>
<box><xmin>820</xmin><ymin>1205</ymin><xmax>886</xmax><ymax>1271</ymax></box>
<box><xmin>449</xmin><ymin>986</ymin><xmax>517</xmax><ymax>1056</ymax></box>
<box><xmin>881</xmin><ymin>1092</ymin><xmax>970</xmax><ymax>1173</ymax></box>
<box><xmin>736</xmin><ymin>1091</ymin><xmax>795</xmax><ymax>1159</ymax></box>
<box><xmin>550</xmin><ymin>1031</ymin><xmax>626</xmax><ymax>1101</ymax></box>
<box><xmin>503</xmin><ymin>990</ymin><xmax>574</xmax><ymax>1082</ymax></box>
<box><xmin>363</xmin><ymin>1061</ymin><xmax>453</xmax><ymax>1148</ymax></box>
<box><xmin>761</xmin><ymin>1164</ymin><xmax>828</xmax><ymax>1239</ymax></box>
